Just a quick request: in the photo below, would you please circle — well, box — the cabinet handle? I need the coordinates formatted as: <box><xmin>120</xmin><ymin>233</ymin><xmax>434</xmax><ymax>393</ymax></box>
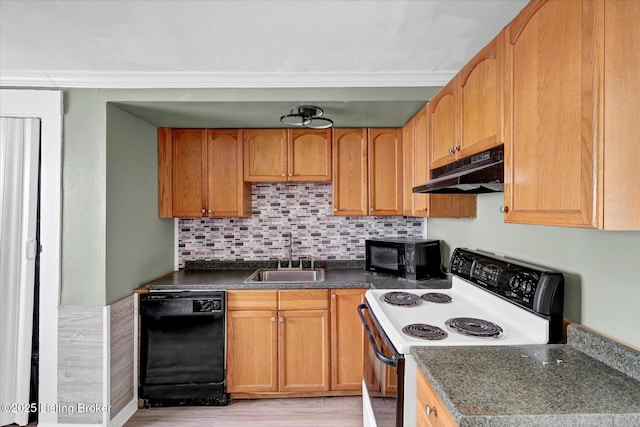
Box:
<box><xmin>334</xmin><ymin>208</ymin><xmax>338</xmax><ymax>212</ymax></box>
<box><xmin>271</xmin><ymin>317</ymin><xmax>276</xmax><ymax>322</ymax></box>
<box><xmin>500</xmin><ymin>206</ymin><xmax>510</xmax><ymax>214</ymax></box>
<box><xmin>208</xmin><ymin>209</ymin><xmax>212</xmax><ymax>214</ymax></box>
<box><xmin>201</xmin><ymin>208</ymin><xmax>205</xmax><ymax>214</ymax></box>
<box><xmin>448</xmin><ymin>148</ymin><xmax>453</xmax><ymax>155</ymax></box>
<box><xmin>369</xmin><ymin>208</ymin><xmax>374</xmax><ymax>212</ymax></box>
<box><xmin>425</xmin><ymin>405</ymin><xmax>437</xmax><ymax>417</ymax></box>
<box><xmin>331</xmin><ymin>294</ymin><xmax>336</xmax><ymax>299</ymax></box>
<box><xmin>455</xmin><ymin>145</ymin><xmax>461</xmax><ymax>152</ymax></box>
<box><xmin>281</xmin><ymin>173</ymin><xmax>286</xmax><ymax>177</ymax></box>
<box><xmin>288</xmin><ymin>173</ymin><xmax>293</xmax><ymax>177</ymax></box>
<box><xmin>279</xmin><ymin>317</ymin><xmax>283</xmax><ymax>322</ymax></box>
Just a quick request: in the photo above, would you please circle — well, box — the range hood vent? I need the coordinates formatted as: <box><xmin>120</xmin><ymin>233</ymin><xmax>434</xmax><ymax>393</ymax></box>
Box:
<box><xmin>413</xmin><ymin>145</ymin><xmax>504</xmax><ymax>194</ymax></box>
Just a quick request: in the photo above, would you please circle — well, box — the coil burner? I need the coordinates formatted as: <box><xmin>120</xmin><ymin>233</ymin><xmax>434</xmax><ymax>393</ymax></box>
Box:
<box><xmin>420</xmin><ymin>292</ymin><xmax>453</xmax><ymax>304</ymax></box>
<box><xmin>402</xmin><ymin>323</ymin><xmax>448</xmax><ymax>340</ymax></box>
<box><xmin>382</xmin><ymin>292</ymin><xmax>421</xmax><ymax>307</ymax></box>
<box><xmin>445</xmin><ymin>317</ymin><xmax>504</xmax><ymax>338</ymax></box>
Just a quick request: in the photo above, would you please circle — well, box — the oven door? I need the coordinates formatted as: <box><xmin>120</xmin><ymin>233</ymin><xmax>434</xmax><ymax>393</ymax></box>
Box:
<box><xmin>358</xmin><ymin>303</ymin><xmax>404</xmax><ymax>427</ymax></box>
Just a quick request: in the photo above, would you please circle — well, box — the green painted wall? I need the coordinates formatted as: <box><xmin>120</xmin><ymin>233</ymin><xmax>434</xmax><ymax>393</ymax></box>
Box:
<box><xmin>427</xmin><ymin>193</ymin><xmax>640</xmax><ymax>349</ymax></box>
<box><xmin>62</xmin><ymin>89</ymin><xmax>176</xmax><ymax>306</ymax></box>
<box><xmin>105</xmin><ymin>104</ymin><xmax>174</xmax><ymax>304</ymax></box>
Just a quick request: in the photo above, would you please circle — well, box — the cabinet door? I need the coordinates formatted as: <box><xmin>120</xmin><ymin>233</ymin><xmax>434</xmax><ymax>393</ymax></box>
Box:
<box><xmin>279</xmin><ymin>310</ymin><xmax>330</xmax><ymax>392</ymax></box>
<box><xmin>417</xmin><ymin>369</ymin><xmax>457</xmax><ymax>427</ymax></box>
<box><xmin>243</xmin><ymin>129</ymin><xmax>287</xmax><ymax>182</ymax></box>
<box><xmin>411</xmin><ymin>105</ymin><xmax>430</xmax><ymax>217</ymax></box>
<box><xmin>369</xmin><ymin>128</ymin><xmax>403</xmax><ymax>216</ymax></box>
<box><xmin>504</xmin><ymin>0</ymin><xmax>600</xmax><ymax>227</ymax></box>
<box><xmin>429</xmin><ymin>80</ymin><xmax>458</xmax><ymax>169</ymax></box>
<box><xmin>207</xmin><ymin>129</ymin><xmax>251</xmax><ymax>217</ymax></box>
<box><xmin>402</xmin><ymin>117</ymin><xmax>415</xmax><ymax>216</ymax></box>
<box><xmin>458</xmin><ymin>32</ymin><xmax>503</xmax><ymax>158</ymax></box>
<box><xmin>172</xmin><ymin>129</ymin><xmax>207</xmax><ymax>217</ymax></box>
<box><xmin>332</xmin><ymin>128</ymin><xmax>368</xmax><ymax>216</ymax></box>
<box><xmin>227</xmin><ymin>310</ymin><xmax>278</xmax><ymax>393</ymax></box>
<box><xmin>330</xmin><ymin>289</ymin><xmax>366</xmax><ymax>391</ymax></box>
<box><xmin>288</xmin><ymin>129</ymin><xmax>332</xmax><ymax>182</ymax></box>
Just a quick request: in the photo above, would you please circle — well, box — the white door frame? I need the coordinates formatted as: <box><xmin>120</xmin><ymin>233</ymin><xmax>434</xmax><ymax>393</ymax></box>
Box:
<box><xmin>0</xmin><ymin>89</ymin><xmax>63</xmax><ymax>426</ymax></box>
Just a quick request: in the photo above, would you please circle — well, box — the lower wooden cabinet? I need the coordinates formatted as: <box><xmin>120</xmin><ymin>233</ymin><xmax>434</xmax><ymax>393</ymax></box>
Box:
<box><xmin>226</xmin><ymin>289</ymin><xmax>331</xmax><ymax>395</ymax></box>
<box><xmin>330</xmin><ymin>289</ymin><xmax>366</xmax><ymax>391</ymax></box>
<box><xmin>417</xmin><ymin>368</ymin><xmax>457</xmax><ymax>427</ymax></box>
<box><xmin>279</xmin><ymin>309</ymin><xmax>330</xmax><ymax>392</ymax></box>
<box><xmin>227</xmin><ymin>309</ymin><xmax>278</xmax><ymax>393</ymax></box>
<box><xmin>226</xmin><ymin>288</ymin><xmax>366</xmax><ymax>397</ymax></box>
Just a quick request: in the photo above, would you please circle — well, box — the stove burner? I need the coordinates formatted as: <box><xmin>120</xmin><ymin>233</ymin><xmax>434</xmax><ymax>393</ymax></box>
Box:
<box><xmin>420</xmin><ymin>292</ymin><xmax>452</xmax><ymax>304</ymax></box>
<box><xmin>445</xmin><ymin>317</ymin><xmax>504</xmax><ymax>338</ymax></box>
<box><xmin>382</xmin><ymin>292</ymin><xmax>420</xmax><ymax>306</ymax></box>
<box><xmin>402</xmin><ymin>324</ymin><xmax>448</xmax><ymax>340</ymax></box>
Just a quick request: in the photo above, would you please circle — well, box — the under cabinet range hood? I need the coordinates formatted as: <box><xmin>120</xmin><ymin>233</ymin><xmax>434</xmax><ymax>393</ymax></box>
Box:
<box><xmin>413</xmin><ymin>145</ymin><xmax>504</xmax><ymax>194</ymax></box>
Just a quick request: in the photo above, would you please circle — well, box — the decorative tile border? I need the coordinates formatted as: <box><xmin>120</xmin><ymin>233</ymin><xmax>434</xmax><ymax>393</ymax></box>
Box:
<box><xmin>178</xmin><ymin>183</ymin><xmax>423</xmax><ymax>268</ymax></box>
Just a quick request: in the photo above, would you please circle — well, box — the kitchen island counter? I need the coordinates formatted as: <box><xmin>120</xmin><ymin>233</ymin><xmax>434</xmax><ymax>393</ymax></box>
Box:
<box><xmin>411</xmin><ymin>324</ymin><xmax>640</xmax><ymax>427</ymax></box>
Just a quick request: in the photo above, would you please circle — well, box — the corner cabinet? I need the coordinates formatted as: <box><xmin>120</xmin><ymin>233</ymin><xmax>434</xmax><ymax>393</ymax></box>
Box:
<box><xmin>243</xmin><ymin>128</ymin><xmax>331</xmax><ymax>182</ymax></box>
<box><xmin>403</xmin><ymin>105</ymin><xmax>476</xmax><ymax>218</ymax></box>
<box><xmin>503</xmin><ymin>0</ymin><xmax>640</xmax><ymax>229</ymax></box>
<box><xmin>158</xmin><ymin>128</ymin><xmax>251</xmax><ymax>218</ymax></box>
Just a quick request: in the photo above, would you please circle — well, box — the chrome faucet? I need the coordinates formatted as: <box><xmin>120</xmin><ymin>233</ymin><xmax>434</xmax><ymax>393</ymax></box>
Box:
<box><xmin>276</xmin><ymin>232</ymin><xmax>294</xmax><ymax>269</ymax></box>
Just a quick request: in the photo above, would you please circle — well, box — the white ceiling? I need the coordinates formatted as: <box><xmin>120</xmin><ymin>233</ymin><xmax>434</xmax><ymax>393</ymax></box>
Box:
<box><xmin>0</xmin><ymin>0</ymin><xmax>528</xmax><ymax>126</ymax></box>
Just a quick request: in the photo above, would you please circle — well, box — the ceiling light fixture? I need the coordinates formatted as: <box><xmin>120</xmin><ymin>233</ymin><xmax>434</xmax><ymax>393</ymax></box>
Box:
<box><xmin>280</xmin><ymin>105</ymin><xmax>334</xmax><ymax>129</ymax></box>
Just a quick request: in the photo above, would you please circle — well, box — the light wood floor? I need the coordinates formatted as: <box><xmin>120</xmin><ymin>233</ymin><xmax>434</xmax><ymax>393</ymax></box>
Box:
<box><xmin>124</xmin><ymin>397</ymin><xmax>363</xmax><ymax>427</ymax></box>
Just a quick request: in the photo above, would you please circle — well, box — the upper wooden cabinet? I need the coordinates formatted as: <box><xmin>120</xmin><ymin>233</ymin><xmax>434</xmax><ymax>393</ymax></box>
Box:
<box><xmin>243</xmin><ymin>128</ymin><xmax>331</xmax><ymax>182</ymax></box>
<box><xmin>429</xmin><ymin>34</ymin><xmax>503</xmax><ymax>170</ymax></box>
<box><xmin>428</xmin><ymin>80</ymin><xmax>457</xmax><ymax>169</ymax></box>
<box><xmin>332</xmin><ymin>128</ymin><xmax>368</xmax><ymax>216</ymax></box>
<box><xmin>406</xmin><ymin>106</ymin><xmax>477</xmax><ymax>218</ymax></box>
<box><xmin>158</xmin><ymin>128</ymin><xmax>251</xmax><ymax>218</ymax></box>
<box><xmin>369</xmin><ymin>128</ymin><xmax>403</xmax><ymax>216</ymax></box>
<box><xmin>458</xmin><ymin>32</ymin><xmax>504</xmax><ymax>159</ymax></box>
<box><xmin>503</xmin><ymin>0</ymin><xmax>640</xmax><ymax>229</ymax></box>
<box><xmin>243</xmin><ymin>129</ymin><xmax>287</xmax><ymax>181</ymax></box>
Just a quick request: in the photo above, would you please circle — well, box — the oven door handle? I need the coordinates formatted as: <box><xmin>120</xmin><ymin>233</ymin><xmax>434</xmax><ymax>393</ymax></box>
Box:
<box><xmin>357</xmin><ymin>303</ymin><xmax>398</xmax><ymax>368</ymax></box>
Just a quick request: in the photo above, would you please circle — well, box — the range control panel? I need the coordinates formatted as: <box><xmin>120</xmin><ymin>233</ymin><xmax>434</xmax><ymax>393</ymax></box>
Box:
<box><xmin>450</xmin><ymin>248</ymin><xmax>564</xmax><ymax>317</ymax></box>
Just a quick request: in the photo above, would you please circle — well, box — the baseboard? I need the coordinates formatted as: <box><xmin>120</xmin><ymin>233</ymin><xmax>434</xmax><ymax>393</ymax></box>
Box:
<box><xmin>109</xmin><ymin>399</ymin><xmax>137</xmax><ymax>427</ymax></box>
<box><xmin>37</xmin><ymin>423</ymin><xmax>100</xmax><ymax>427</ymax></box>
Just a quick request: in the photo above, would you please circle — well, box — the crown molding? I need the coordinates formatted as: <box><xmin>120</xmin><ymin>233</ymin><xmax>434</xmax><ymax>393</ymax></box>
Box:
<box><xmin>0</xmin><ymin>70</ymin><xmax>456</xmax><ymax>89</ymax></box>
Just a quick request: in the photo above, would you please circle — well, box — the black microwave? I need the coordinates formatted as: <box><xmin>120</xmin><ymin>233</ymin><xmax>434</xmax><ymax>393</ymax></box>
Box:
<box><xmin>365</xmin><ymin>238</ymin><xmax>444</xmax><ymax>281</ymax></box>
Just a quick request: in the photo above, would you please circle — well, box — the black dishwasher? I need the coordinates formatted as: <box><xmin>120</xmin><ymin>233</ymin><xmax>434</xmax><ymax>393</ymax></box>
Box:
<box><xmin>139</xmin><ymin>291</ymin><xmax>228</xmax><ymax>407</ymax></box>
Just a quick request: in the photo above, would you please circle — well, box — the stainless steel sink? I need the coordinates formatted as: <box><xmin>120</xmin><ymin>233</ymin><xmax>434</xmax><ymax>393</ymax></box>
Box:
<box><xmin>244</xmin><ymin>268</ymin><xmax>325</xmax><ymax>283</ymax></box>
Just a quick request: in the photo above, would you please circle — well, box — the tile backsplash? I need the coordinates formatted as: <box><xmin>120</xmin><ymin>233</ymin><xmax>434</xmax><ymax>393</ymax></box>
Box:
<box><xmin>178</xmin><ymin>183</ymin><xmax>424</xmax><ymax>268</ymax></box>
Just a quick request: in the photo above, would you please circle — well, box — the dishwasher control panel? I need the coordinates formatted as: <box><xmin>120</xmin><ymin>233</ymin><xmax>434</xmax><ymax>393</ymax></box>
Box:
<box><xmin>193</xmin><ymin>298</ymin><xmax>223</xmax><ymax>313</ymax></box>
<box><xmin>140</xmin><ymin>291</ymin><xmax>225</xmax><ymax>316</ymax></box>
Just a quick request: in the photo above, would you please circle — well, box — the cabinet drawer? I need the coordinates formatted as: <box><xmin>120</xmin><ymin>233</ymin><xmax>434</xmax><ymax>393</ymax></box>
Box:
<box><xmin>417</xmin><ymin>369</ymin><xmax>457</xmax><ymax>427</ymax></box>
<box><xmin>227</xmin><ymin>290</ymin><xmax>278</xmax><ymax>310</ymax></box>
<box><xmin>278</xmin><ymin>289</ymin><xmax>330</xmax><ymax>310</ymax></box>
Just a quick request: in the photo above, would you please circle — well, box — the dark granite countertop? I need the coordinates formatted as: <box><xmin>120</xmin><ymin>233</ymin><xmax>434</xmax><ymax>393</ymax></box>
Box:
<box><xmin>142</xmin><ymin>261</ymin><xmax>452</xmax><ymax>292</ymax></box>
<box><xmin>411</xmin><ymin>325</ymin><xmax>640</xmax><ymax>427</ymax></box>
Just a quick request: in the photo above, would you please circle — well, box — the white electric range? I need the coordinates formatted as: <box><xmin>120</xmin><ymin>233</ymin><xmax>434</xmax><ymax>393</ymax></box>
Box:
<box><xmin>359</xmin><ymin>248</ymin><xmax>564</xmax><ymax>427</ymax></box>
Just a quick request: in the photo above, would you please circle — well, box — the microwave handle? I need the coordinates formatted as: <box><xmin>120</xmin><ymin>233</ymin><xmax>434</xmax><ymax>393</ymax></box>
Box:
<box><xmin>357</xmin><ymin>304</ymin><xmax>398</xmax><ymax>367</ymax></box>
